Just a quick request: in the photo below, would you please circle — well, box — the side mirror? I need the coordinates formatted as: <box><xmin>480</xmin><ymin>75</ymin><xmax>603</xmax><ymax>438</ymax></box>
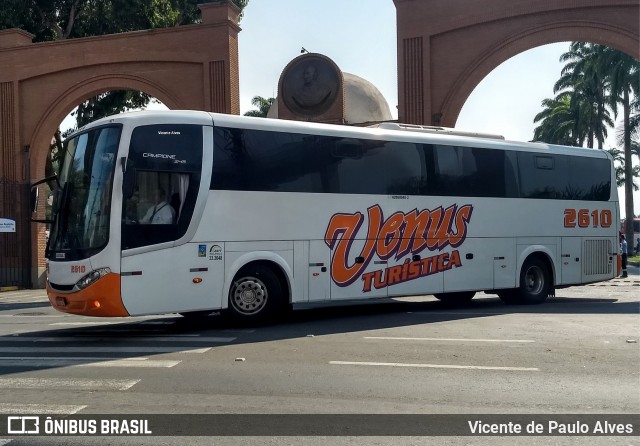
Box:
<box><xmin>29</xmin><ymin>175</ymin><xmax>57</xmax><ymax>224</ymax></box>
<box><xmin>30</xmin><ymin>186</ymin><xmax>39</xmax><ymax>213</ymax></box>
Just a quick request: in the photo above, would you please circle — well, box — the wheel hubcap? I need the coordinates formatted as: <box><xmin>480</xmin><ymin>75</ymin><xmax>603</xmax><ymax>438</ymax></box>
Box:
<box><xmin>524</xmin><ymin>266</ymin><xmax>544</xmax><ymax>295</ymax></box>
<box><xmin>231</xmin><ymin>276</ymin><xmax>267</xmax><ymax>315</ymax></box>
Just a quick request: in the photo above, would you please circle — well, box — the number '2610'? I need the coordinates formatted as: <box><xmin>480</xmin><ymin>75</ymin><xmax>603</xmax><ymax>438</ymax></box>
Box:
<box><xmin>564</xmin><ymin>209</ymin><xmax>613</xmax><ymax>228</ymax></box>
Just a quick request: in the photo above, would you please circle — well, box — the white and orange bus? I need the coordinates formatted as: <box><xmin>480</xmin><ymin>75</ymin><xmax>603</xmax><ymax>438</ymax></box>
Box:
<box><xmin>34</xmin><ymin>111</ymin><xmax>619</xmax><ymax>323</ymax></box>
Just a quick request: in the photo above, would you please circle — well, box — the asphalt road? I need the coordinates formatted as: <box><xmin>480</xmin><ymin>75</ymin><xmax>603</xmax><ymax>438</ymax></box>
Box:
<box><xmin>0</xmin><ymin>269</ymin><xmax>638</xmax><ymax>446</ymax></box>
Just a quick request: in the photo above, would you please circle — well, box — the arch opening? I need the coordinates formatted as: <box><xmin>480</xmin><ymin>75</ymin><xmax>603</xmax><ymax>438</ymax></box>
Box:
<box><xmin>31</xmin><ymin>83</ymin><xmax>172</xmax><ymax>287</ymax></box>
<box><xmin>456</xmin><ymin>41</ymin><xmax>639</xmax><ymax>220</ymax></box>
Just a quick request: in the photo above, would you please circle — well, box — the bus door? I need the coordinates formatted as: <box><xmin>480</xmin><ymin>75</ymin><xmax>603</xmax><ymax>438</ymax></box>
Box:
<box><xmin>120</xmin><ymin>124</ymin><xmax>213</xmax><ymax>315</ymax></box>
<box><xmin>560</xmin><ymin>237</ymin><xmax>582</xmax><ymax>285</ymax></box>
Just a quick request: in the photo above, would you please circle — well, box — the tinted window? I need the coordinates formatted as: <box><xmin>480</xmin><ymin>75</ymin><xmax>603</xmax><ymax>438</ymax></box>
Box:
<box><xmin>121</xmin><ymin>124</ymin><xmax>203</xmax><ymax>250</ymax></box>
<box><xmin>212</xmin><ymin>128</ymin><xmax>330</xmax><ymax>192</ymax></box>
<box><xmin>121</xmin><ymin>170</ymin><xmax>200</xmax><ymax>249</ymax></box>
<box><xmin>211</xmin><ymin>126</ymin><xmax>610</xmax><ymax>201</ymax></box>
<box><xmin>518</xmin><ymin>152</ymin><xmax>610</xmax><ymax>200</ymax></box>
<box><xmin>129</xmin><ymin>124</ymin><xmax>203</xmax><ymax>172</ymax></box>
<box><xmin>433</xmin><ymin>145</ymin><xmax>518</xmax><ymax>198</ymax></box>
<box><xmin>329</xmin><ymin>140</ymin><xmax>424</xmax><ymax>195</ymax></box>
<box><xmin>211</xmin><ymin>127</ymin><xmax>426</xmax><ymax>195</ymax></box>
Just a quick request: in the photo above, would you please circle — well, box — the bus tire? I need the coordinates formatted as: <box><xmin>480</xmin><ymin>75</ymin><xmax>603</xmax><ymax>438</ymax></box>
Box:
<box><xmin>502</xmin><ymin>256</ymin><xmax>551</xmax><ymax>305</ymax></box>
<box><xmin>227</xmin><ymin>264</ymin><xmax>282</xmax><ymax>324</ymax></box>
<box><xmin>433</xmin><ymin>291</ymin><xmax>475</xmax><ymax>304</ymax></box>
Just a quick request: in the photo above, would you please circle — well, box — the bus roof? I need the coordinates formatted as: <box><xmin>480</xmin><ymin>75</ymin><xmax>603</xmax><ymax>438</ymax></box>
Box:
<box><xmin>74</xmin><ymin>110</ymin><xmax>611</xmax><ymax>159</ymax></box>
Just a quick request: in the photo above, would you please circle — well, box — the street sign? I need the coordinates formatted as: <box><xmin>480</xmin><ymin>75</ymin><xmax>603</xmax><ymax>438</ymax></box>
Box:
<box><xmin>0</xmin><ymin>218</ymin><xmax>16</xmax><ymax>232</ymax></box>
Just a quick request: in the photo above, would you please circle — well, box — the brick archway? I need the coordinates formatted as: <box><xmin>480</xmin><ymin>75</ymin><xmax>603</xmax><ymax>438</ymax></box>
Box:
<box><xmin>394</xmin><ymin>0</ymin><xmax>640</xmax><ymax>127</ymax></box>
<box><xmin>31</xmin><ymin>75</ymin><xmax>184</xmax><ymax>179</ymax></box>
<box><xmin>0</xmin><ymin>2</ymin><xmax>241</xmax><ymax>287</ymax></box>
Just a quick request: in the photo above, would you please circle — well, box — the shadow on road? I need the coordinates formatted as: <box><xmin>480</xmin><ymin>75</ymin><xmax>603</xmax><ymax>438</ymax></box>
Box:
<box><xmin>0</xmin><ymin>301</ymin><xmax>51</xmax><ymax>312</ymax></box>
<box><xmin>0</xmin><ymin>291</ymin><xmax>638</xmax><ymax>377</ymax></box>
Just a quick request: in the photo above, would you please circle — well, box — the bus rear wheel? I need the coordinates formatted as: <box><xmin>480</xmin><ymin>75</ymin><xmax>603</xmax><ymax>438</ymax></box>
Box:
<box><xmin>227</xmin><ymin>264</ymin><xmax>282</xmax><ymax>324</ymax></box>
<box><xmin>433</xmin><ymin>291</ymin><xmax>476</xmax><ymax>304</ymax></box>
<box><xmin>499</xmin><ymin>257</ymin><xmax>551</xmax><ymax>305</ymax></box>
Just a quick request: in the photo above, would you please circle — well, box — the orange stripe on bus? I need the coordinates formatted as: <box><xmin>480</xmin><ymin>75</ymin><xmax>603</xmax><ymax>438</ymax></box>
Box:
<box><xmin>47</xmin><ymin>273</ymin><xmax>129</xmax><ymax>317</ymax></box>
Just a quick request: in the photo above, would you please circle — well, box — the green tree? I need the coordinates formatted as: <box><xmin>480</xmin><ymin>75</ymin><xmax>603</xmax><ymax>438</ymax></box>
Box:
<box><xmin>607</xmin><ymin>50</ymin><xmax>640</xmax><ymax>244</ymax></box>
<box><xmin>2</xmin><ymin>0</ymin><xmax>249</xmax><ymax>180</ymax></box>
<box><xmin>244</xmin><ymin>96</ymin><xmax>275</xmax><ymax>118</ymax></box>
<box><xmin>533</xmin><ymin>42</ymin><xmax>639</xmax><ymax>243</ymax></box>
<box><xmin>607</xmin><ymin>147</ymin><xmax>639</xmax><ymax>190</ymax></box>
<box><xmin>554</xmin><ymin>42</ymin><xmax>614</xmax><ymax>150</ymax></box>
<box><xmin>1</xmin><ymin>0</ymin><xmax>249</xmax><ymax>129</ymax></box>
<box><xmin>533</xmin><ymin>93</ymin><xmax>585</xmax><ymax>146</ymax></box>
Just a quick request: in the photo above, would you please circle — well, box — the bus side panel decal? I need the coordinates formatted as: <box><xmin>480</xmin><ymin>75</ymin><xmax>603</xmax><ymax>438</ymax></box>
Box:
<box><xmin>325</xmin><ymin>204</ymin><xmax>473</xmax><ymax>292</ymax></box>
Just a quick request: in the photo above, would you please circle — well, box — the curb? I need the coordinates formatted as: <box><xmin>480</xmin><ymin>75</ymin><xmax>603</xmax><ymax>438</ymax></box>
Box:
<box><xmin>0</xmin><ymin>286</ymin><xmax>19</xmax><ymax>292</ymax></box>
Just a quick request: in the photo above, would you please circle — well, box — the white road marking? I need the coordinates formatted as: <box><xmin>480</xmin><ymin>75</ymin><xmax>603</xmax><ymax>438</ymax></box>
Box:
<box><xmin>30</xmin><ymin>336</ymin><xmax>236</xmax><ymax>343</ymax></box>
<box><xmin>0</xmin><ymin>403</ymin><xmax>86</xmax><ymax>414</ymax></box>
<box><xmin>49</xmin><ymin>322</ymin><xmax>128</xmax><ymax>326</ymax></box>
<box><xmin>0</xmin><ymin>439</ymin><xmax>12</xmax><ymax>445</ymax></box>
<box><xmin>0</xmin><ymin>346</ymin><xmax>210</xmax><ymax>353</ymax></box>
<box><xmin>0</xmin><ymin>315</ymin><xmax>64</xmax><ymax>318</ymax></box>
<box><xmin>75</xmin><ymin>358</ymin><xmax>181</xmax><ymax>368</ymax></box>
<box><xmin>407</xmin><ymin>311</ymin><xmax>508</xmax><ymax>316</ymax></box>
<box><xmin>0</xmin><ymin>293</ymin><xmax>47</xmax><ymax>300</ymax></box>
<box><xmin>0</xmin><ymin>297</ymin><xmax>49</xmax><ymax>303</ymax></box>
<box><xmin>330</xmin><ymin>360</ymin><xmax>539</xmax><ymax>371</ymax></box>
<box><xmin>0</xmin><ymin>378</ymin><xmax>140</xmax><ymax>391</ymax></box>
<box><xmin>0</xmin><ymin>357</ymin><xmax>181</xmax><ymax>368</ymax></box>
<box><xmin>364</xmin><ymin>336</ymin><xmax>535</xmax><ymax>343</ymax></box>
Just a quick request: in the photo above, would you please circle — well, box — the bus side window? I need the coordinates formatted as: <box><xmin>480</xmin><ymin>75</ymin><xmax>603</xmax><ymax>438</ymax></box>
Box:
<box><xmin>121</xmin><ymin>171</ymin><xmax>196</xmax><ymax>249</ymax></box>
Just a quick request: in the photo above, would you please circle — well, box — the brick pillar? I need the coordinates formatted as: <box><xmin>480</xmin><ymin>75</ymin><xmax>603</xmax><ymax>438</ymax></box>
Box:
<box><xmin>0</xmin><ymin>81</ymin><xmax>17</xmax><ymax>205</ymax></box>
<box><xmin>200</xmin><ymin>2</ymin><xmax>241</xmax><ymax>115</ymax></box>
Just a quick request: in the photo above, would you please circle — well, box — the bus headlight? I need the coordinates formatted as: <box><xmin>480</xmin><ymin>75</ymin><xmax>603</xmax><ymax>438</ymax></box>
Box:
<box><xmin>75</xmin><ymin>268</ymin><xmax>111</xmax><ymax>290</ymax></box>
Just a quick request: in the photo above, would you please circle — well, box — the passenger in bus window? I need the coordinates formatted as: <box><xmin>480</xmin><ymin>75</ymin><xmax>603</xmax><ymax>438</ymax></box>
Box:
<box><xmin>140</xmin><ymin>187</ymin><xmax>175</xmax><ymax>224</ymax></box>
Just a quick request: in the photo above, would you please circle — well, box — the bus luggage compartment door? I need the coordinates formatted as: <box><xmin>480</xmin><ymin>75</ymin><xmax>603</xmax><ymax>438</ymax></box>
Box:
<box><xmin>560</xmin><ymin>237</ymin><xmax>582</xmax><ymax>285</ymax></box>
<box><xmin>308</xmin><ymin>240</ymin><xmax>330</xmax><ymax>302</ymax></box>
<box><xmin>328</xmin><ymin>238</ymin><xmax>388</xmax><ymax>300</ymax></box>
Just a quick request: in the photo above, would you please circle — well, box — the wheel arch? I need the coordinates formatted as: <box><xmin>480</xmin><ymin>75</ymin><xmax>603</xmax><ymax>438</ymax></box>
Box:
<box><xmin>223</xmin><ymin>251</ymin><xmax>293</xmax><ymax>309</ymax></box>
<box><xmin>517</xmin><ymin>246</ymin><xmax>557</xmax><ymax>287</ymax></box>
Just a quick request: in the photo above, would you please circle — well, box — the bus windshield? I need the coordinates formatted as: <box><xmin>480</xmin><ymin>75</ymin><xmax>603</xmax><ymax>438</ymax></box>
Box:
<box><xmin>48</xmin><ymin>126</ymin><xmax>121</xmax><ymax>260</ymax></box>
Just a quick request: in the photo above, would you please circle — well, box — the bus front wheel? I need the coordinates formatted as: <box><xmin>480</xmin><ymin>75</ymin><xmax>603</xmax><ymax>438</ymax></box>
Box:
<box><xmin>227</xmin><ymin>264</ymin><xmax>282</xmax><ymax>324</ymax></box>
<box><xmin>499</xmin><ymin>257</ymin><xmax>551</xmax><ymax>305</ymax></box>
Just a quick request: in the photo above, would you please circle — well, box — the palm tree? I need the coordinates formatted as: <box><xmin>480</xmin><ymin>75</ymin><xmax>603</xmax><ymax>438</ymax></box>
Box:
<box><xmin>534</xmin><ymin>41</ymin><xmax>639</xmax><ymax>242</ymax></box>
<box><xmin>554</xmin><ymin>42</ymin><xmax>613</xmax><ymax>149</ymax></box>
<box><xmin>607</xmin><ymin>147</ymin><xmax>639</xmax><ymax>190</ymax></box>
<box><xmin>608</xmin><ymin>52</ymin><xmax>640</xmax><ymax>242</ymax></box>
<box><xmin>244</xmin><ymin>96</ymin><xmax>275</xmax><ymax>118</ymax></box>
<box><xmin>533</xmin><ymin>93</ymin><xmax>584</xmax><ymax>145</ymax></box>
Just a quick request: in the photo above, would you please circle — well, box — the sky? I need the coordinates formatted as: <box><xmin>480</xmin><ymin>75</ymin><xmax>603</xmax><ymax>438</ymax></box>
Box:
<box><xmin>234</xmin><ymin>0</ymin><xmax>638</xmax><ymax>217</ymax></box>
<box><xmin>61</xmin><ymin>0</ymin><xmax>639</xmax><ymax>217</ymax></box>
